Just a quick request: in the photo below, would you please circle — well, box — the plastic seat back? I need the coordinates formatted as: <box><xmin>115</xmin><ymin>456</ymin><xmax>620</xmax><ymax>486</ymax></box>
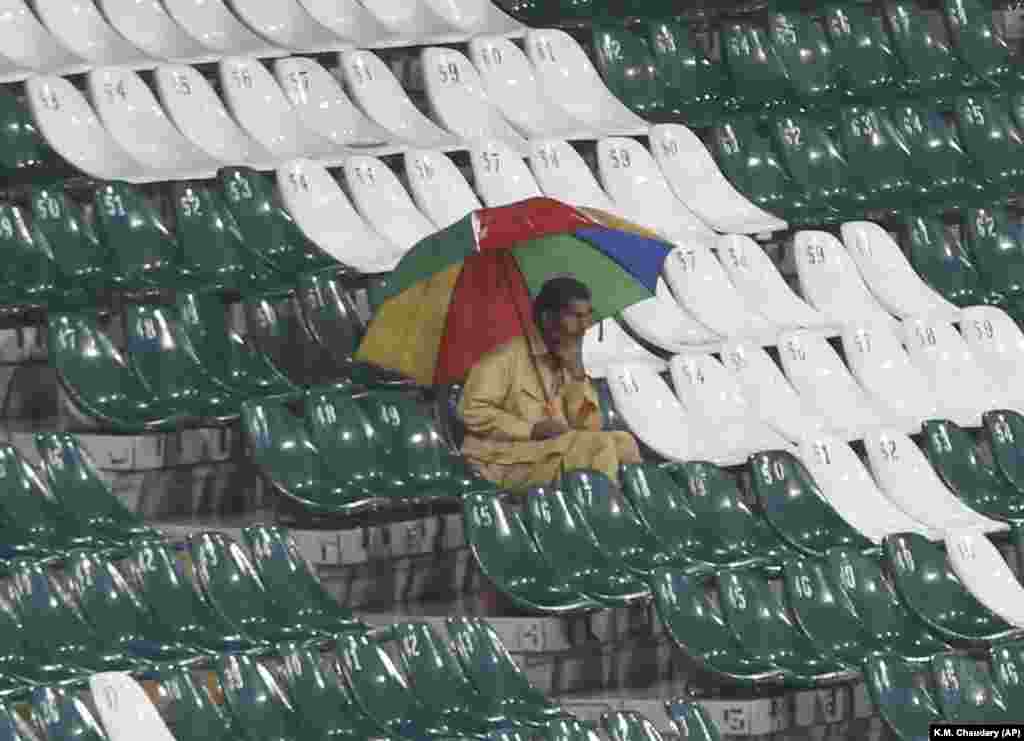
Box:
<box><xmin>243</xmin><ymin>293</ymin><xmax>337</xmax><ymax>386</ymax></box>
<box><xmin>0</xmin><ymin>0</ymin><xmax>85</xmax><ymax>74</ymax></box>
<box><xmin>864</xmin><ymin>654</ymin><xmax>943</xmax><ymax>739</ymax></box>
<box><xmin>162</xmin><ymin>0</ymin><xmax>280</xmax><ymax>56</ymax></box>
<box><xmin>468</xmin><ymin>35</ymin><xmax>587</xmax><ymax>139</ymax></box>
<box><xmin>526</xmin><ymin>28</ymin><xmax>647</xmax><ymax>132</ymax></box>
<box><xmin>602</xmin><ymin>712</ymin><xmax>662</xmax><ymax>741</ymax></box>
<box><xmin>793</xmin><ymin>230</ymin><xmax>896</xmax><ymax>330</ymax></box>
<box><xmin>343</xmin><ymin>155</ymin><xmax>435</xmax><ymax>255</ymax></box>
<box><xmin>618</xmin><ymin>280</ymin><xmax>719</xmax><ymax>353</ymax></box>
<box><xmin>606</xmin><ymin>364</ymin><xmax>699</xmax><ymax>463</ymax></box>
<box><xmin>33</xmin><ymin>0</ymin><xmax>149</xmax><ymax>66</ymax></box>
<box><xmin>823</xmin><ymin>4</ymin><xmax>901</xmax><ymax>98</ymax></box>
<box><xmin>945</xmin><ymin>530</ymin><xmax>1024</xmax><ymax>628</ymax></box>
<box><xmin>0</xmin><ymin>443</ymin><xmax>76</xmax><ymax>555</ymax></box>
<box><xmin>982</xmin><ymin>409</ymin><xmax>1024</xmax><ymax>495</ymax></box>
<box><xmin>158</xmin><ymin>668</ymin><xmax>241</xmax><ymax>741</ymax></box>
<box><xmin>646</xmin><ymin>20</ymin><xmax>727</xmax><ymax>128</ymax></box>
<box><xmin>773</xmin><ymin>113</ymin><xmax>857</xmax><ymax>210</ymax></box>
<box><xmin>905</xmin><ymin>213</ymin><xmax>983</xmax><ymax>308</ymax></box>
<box><xmin>357</xmin><ymin>0</ymin><xmax>459</xmax><ymax>38</ymax></box>
<box><xmin>470</xmin><ymin>140</ymin><xmax>542</xmax><ymax>206</ymax></box>
<box><xmin>885</xmin><ymin>1</ymin><xmax>965</xmax><ymax>95</ymax></box>
<box><xmin>945</xmin><ymin>0</ymin><xmax>1017</xmax><ymax>84</ymax></box>
<box><xmin>304</xmin><ymin>387</ymin><xmax>381</xmax><ymax>488</ymax></box>
<box><xmin>619</xmin><ymin>462</ymin><xmax>707</xmax><ymax>562</ymax></box>
<box><xmin>297</xmin><ymin>271</ymin><xmax>364</xmax><ymax>361</ymax></box>
<box><xmin>86</xmin><ymin>67</ymin><xmax>218</xmax><ymax>178</ymax></box>
<box><xmin>964</xmin><ymin>207</ymin><xmax>1024</xmax><ymax>299</ymax></box>
<box><xmin>0</xmin><ymin>86</ymin><xmax>53</xmax><ymax>173</ymax></box>
<box><xmin>30</xmin><ymin>686</ymin><xmax>108</xmax><ymax>741</ymax></box>
<box><xmin>721</xmin><ymin>23</ymin><xmax>791</xmax><ymax>108</ymax></box>
<box><xmin>770</xmin><ymin>13</ymin><xmax>839</xmax><ymax>105</ymax></box>
<box><xmin>0</xmin><ymin>202</ymin><xmax>63</xmax><ymax>307</ymax></box>
<box><xmin>219</xmin><ymin>57</ymin><xmax>341</xmax><ymax>162</ymax></box>
<box><xmin>885</xmin><ymin>532</ymin><xmax>1014</xmax><ymax>641</ymax></box>
<box><xmin>216</xmin><ymin>654</ymin><xmax>304</xmax><ymax>741</ymax></box>
<box><xmin>837</xmin><ymin>105</ymin><xmax>915</xmax><ymax>201</ymax></box>
<box><xmin>25</xmin><ymin>76</ymin><xmax>144</xmax><ymax>181</ymax></box>
<box><xmin>991</xmin><ymin>642</ymin><xmax>1024</xmax><ymax>707</ymax></box>
<box><xmin>664</xmin><ymin>700</ymin><xmax>721</xmax><ymax>741</ymax></box>
<box><xmin>94</xmin><ymin>182</ymin><xmax>182</xmax><ymax>288</ymax></box>
<box><xmin>712</xmin><ymin>118</ymin><xmax>799</xmax><ymax>218</ymax></box>
<box><xmin>529</xmin><ymin>139</ymin><xmax>618</xmax><ymax>214</ymax></box>
<box><xmin>403</xmin><ymin>149</ymin><xmax>480</xmax><ymax>228</ymax></box>
<box><xmin>750</xmin><ymin>449</ymin><xmax>874</xmax><ymax>557</ymax></box>
<box><xmin>584</xmin><ymin>317</ymin><xmax>666</xmax><ymax>380</ymax></box>
<box><xmin>590</xmin><ymin>25</ymin><xmax>664</xmax><ymax>118</ymax></box>
<box><xmin>932</xmin><ymin>652</ymin><xmax>1009</xmax><ymax>723</ymax></box>
<box><xmin>339</xmin><ymin>49</ymin><xmax>458</xmax><ymax>149</ymax></box>
<box><xmin>96</xmin><ymin>0</ymin><xmax>212</xmax><ymax>62</ymax></box>
<box><xmin>228</xmin><ymin>0</ymin><xmax>342</xmax><ymax>52</ymax></box>
<box><xmin>955</xmin><ymin>93</ymin><xmax>1024</xmax><ymax>184</ymax></box>
<box><xmin>153</xmin><ymin>65</ymin><xmax>276</xmax><ymax>169</ymax></box>
<box><xmin>892</xmin><ymin>103</ymin><xmax>977</xmax><ymax>197</ymax></box>
<box><xmin>29</xmin><ymin>187</ymin><xmax>111</xmax><ymax>293</ymax></box>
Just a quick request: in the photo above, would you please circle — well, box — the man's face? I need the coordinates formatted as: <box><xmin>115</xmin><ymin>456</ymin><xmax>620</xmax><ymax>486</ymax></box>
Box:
<box><xmin>555</xmin><ymin>299</ymin><xmax>594</xmax><ymax>343</ymax></box>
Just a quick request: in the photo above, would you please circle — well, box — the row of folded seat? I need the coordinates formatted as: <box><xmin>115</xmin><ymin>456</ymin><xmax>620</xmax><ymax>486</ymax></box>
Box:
<box><xmin>589</xmin><ymin>0</ymin><xmax>1022</xmax><ymax>127</ymax></box>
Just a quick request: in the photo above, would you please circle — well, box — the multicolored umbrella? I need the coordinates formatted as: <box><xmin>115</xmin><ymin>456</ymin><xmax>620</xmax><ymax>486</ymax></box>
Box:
<box><xmin>356</xmin><ymin>198</ymin><xmax>673</xmax><ymax>387</ymax></box>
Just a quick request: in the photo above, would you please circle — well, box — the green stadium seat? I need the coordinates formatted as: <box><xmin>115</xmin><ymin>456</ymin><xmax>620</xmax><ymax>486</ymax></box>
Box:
<box><xmin>782</xmin><ymin>557</ymin><xmax>888</xmax><ymax>666</ymax></box>
<box><xmin>462</xmin><ymin>493</ymin><xmax>598</xmax><ymax>613</ymax></box>
<box><xmin>125</xmin><ymin>304</ymin><xmax>242</xmax><ymax>424</ymax></box>
<box><xmin>389</xmin><ymin>622</ymin><xmax>515</xmax><ymax>733</ymax></box>
<box><xmin>981</xmin><ymin>410</ymin><xmax>1024</xmax><ymax>496</ymax></box>
<box><xmin>29</xmin><ymin>187</ymin><xmax>114</xmax><ymax>297</ymax></box>
<box><xmin>243</xmin><ymin>395</ymin><xmax>382</xmax><ymax>515</ymax></box>
<box><xmin>591</xmin><ymin>25</ymin><xmax>665</xmax><ymax>120</ymax></box>
<box><xmin>885</xmin><ymin>1</ymin><xmax>973</xmax><ymax>100</ymax></box>
<box><xmin>30</xmin><ymin>686</ymin><xmax>109</xmax><ymax>741</ymax></box>
<box><xmin>277</xmin><ymin>644</ymin><xmax>398</xmax><ymax>741</ymax></box>
<box><xmin>671</xmin><ymin>461</ymin><xmax>795</xmax><ymax>569</ymax></box>
<box><xmin>175</xmin><ymin>292</ymin><xmax>297</xmax><ymax>399</ymax></box>
<box><xmin>964</xmin><ymin>207</ymin><xmax>1024</xmax><ymax>301</ymax></box>
<box><xmin>864</xmin><ymin>653</ymin><xmax>943</xmax><ymax>741</ymax></box>
<box><xmin>922</xmin><ymin>419</ymin><xmax>1024</xmax><ymax>524</ymax></box>
<box><xmin>884</xmin><ymin>532</ymin><xmax>1018</xmax><ymax>643</ymax></box>
<box><xmin>10</xmin><ymin>558</ymin><xmax>147</xmax><ymax>676</ymax></box>
<box><xmin>188</xmin><ymin>531</ymin><xmax>329</xmax><ymax>645</ymax></box>
<box><xmin>721</xmin><ymin>23</ymin><xmax>792</xmax><ymax>111</ymax></box>
<box><xmin>932</xmin><ymin>652</ymin><xmax>1010</xmax><ymax>723</ymax></box>
<box><xmin>837</xmin><ymin>104</ymin><xmax>919</xmax><ymax>208</ymax></box>
<box><xmin>296</xmin><ymin>271</ymin><xmax>365</xmax><ymax>367</ymax></box>
<box><xmin>0</xmin><ymin>87</ymin><xmax>52</xmax><ymax>177</ymax></box>
<box><xmin>545</xmin><ymin>719</ymin><xmax>602</xmax><ymax>741</ymax></box>
<box><xmin>127</xmin><ymin>539</ymin><xmax>267</xmax><ymax>655</ymax></box>
<box><xmin>526</xmin><ymin>486</ymin><xmax>651</xmax><ymax>607</ymax></box>
<box><xmin>35</xmin><ymin>432</ymin><xmax>158</xmax><ymax>546</ymax></box>
<box><xmin>827</xmin><ymin>548</ymin><xmax>951</xmax><ymax>661</ymax></box>
<box><xmin>645</xmin><ymin>20</ymin><xmax>730</xmax><ymax>127</ymax></box>
<box><xmin>243</xmin><ymin>293</ymin><xmax>339</xmax><ymax>387</ymax></box>
<box><xmin>158</xmin><ymin>668</ymin><xmax>245</xmax><ymax>741</ymax></box>
<box><xmin>0</xmin><ymin>203</ymin><xmax>66</xmax><ymax>311</ymax></box>
<box><xmin>241</xmin><ymin>524</ymin><xmax>364</xmax><ymax>634</ymax></box>
<box><xmin>215</xmin><ymin>653</ymin><xmax>307</xmax><ymax>741</ymax></box>
<box><xmin>664</xmin><ymin>700</ymin><xmax>721</xmax><ymax>741</ymax></box>
<box><xmin>219</xmin><ymin>167</ymin><xmax>334</xmax><ymax>277</ymax></box>
<box><xmin>303</xmin><ymin>386</ymin><xmax>384</xmax><ymax>490</ymax></box>
<box><xmin>769</xmin><ymin>12</ymin><xmax>840</xmax><ymax>109</ymax></box>
<box><xmin>718</xmin><ymin>569</ymin><xmax>857</xmax><ymax>688</ymax></box>
<box><xmin>0</xmin><ymin>589</ymin><xmax>88</xmax><ymax>690</ymax></box>
<box><xmin>66</xmin><ymin>549</ymin><xmax>208</xmax><ymax>667</ymax></box>
<box><xmin>446</xmin><ymin>617</ymin><xmax>566</xmax><ymax>722</ymax></box>
<box><xmin>562</xmin><ymin>468</ymin><xmax>674</xmax><ymax>575</ymax></box>
<box><xmin>990</xmin><ymin>641</ymin><xmax>1024</xmax><ymax>707</ymax></box>
<box><xmin>823</xmin><ymin>4</ymin><xmax>904</xmax><ymax>101</ymax></box>
<box><xmin>602</xmin><ymin>711</ymin><xmax>661</xmax><ymax>741</ymax></box>
<box><xmin>171</xmin><ymin>182</ymin><xmax>280</xmax><ymax>294</ymax></box>
<box><xmin>904</xmin><ymin>213</ymin><xmax>985</xmax><ymax>307</ymax></box>
<box><xmin>650</xmin><ymin>569</ymin><xmax>787</xmax><ymax>685</ymax></box>
<box><xmin>942</xmin><ymin>0</ymin><xmax>1023</xmax><ymax>88</ymax></box>
<box><xmin>770</xmin><ymin>113</ymin><xmax>862</xmax><ymax>216</ymax></box>
<box><xmin>92</xmin><ymin>182</ymin><xmax>185</xmax><ymax>291</ymax></box>
<box><xmin>955</xmin><ymin>93</ymin><xmax>1024</xmax><ymax>191</ymax></box>
<box><xmin>337</xmin><ymin>633</ymin><xmax>478</xmax><ymax>740</ymax></box>
<box><xmin>749</xmin><ymin>450</ymin><xmax>877</xmax><ymax>558</ymax></box>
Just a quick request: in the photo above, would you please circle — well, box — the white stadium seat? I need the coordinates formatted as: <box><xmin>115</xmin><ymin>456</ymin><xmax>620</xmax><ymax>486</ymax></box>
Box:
<box><xmin>716</xmin><ymin>234</ymin><xmax>829</xmax><ymax>331</ymax></box>
<box><xmin>272</xmin><ymin>57</ymin><xmax>392</xmax><ymax>153</ymax></box>
<box><xmin>793</xmin><ymin>230</ymin><xmax>900</xmax><ymax>332</ymax></box>
<box><xmin>959</xmin><ymin>306</ymin><xmax>1024</xmax><ymax>402</ymax></box>
<box><xmin>597</xmin><ymin>137</ymin><xmax>714</xmax><ymax>244</ymax></box>
<box><xmin>663</xmin><ymin>243</ymin><xmax>780</xmax><ymax>344</ymax></box>
<box><xmin>403</xmin><ymin>150</ymin><xmax>481</xmax><ymax>228</ymax></box>
<box><xmin>32</xmin><ymin>0</ymin><xmax>153</xmax><ymax>67</ymax></box>
<box><xmin>162</xmin><ymin>0</ymin><xmax>283</xmax><ymax>57</ymax></box>
<box><xmin>228</xmin><ymin>0</ymin><xmax>346</xmax><ymax>52</ymax></box>
<box><xmin>26</xmin><ymin>76</ymin><xmax>146</xmax><ymax>182</ymax></box>
<box><xmin>528</xmin><ymin>139</ymin><xmax>621</xmax><ymax>215</ymax></box>
<box><xmin>526</xmin><ymin>29</ymin><xmax>648</xmax><ymax>134</ymax></box>
<box><xmin>422</xmin><ymin>0</ymin><xmax>523</xmax><ymax>36</ymax></box>
<box><xmin>722</xmin><ymin>341</ymin><xmax>830</xmax><ymax>443</ymax></box>
<box><xmin>218</xmin><ymin>57</ymin><xmax>348</xmax><ymax>165</ymax></box>
<box><xmin>470</xmin><ymin>141</ymin><xmax>542</xmax><ymax>206</ymax></box>
<box><xmin>795</xmin><ymin>436</ymin><xmax>939</xmax><ymax>542</ymax></box>
<box><xmin>339</xmin><ymin>49</ymin><xmax>460</xmax><ymax>150</ymax></box>
<box><xmin>295</xmin><ymin>0</ymin><xmax>394</xmax><ymax>46</ymax></box>
<box><xmin>468</xmin><ymin>36</ymin><xmax>590</xmax><ymax>139</ymax></box>
<box><xmin>946</xmin><ymin>531</ymin><xmax>1024</xmax><ymax>628</ymax></box>
<box><xmin>357</xmin><ymin>0</ymin><xmax>462</xmax><ymax>41</ymax></box>
<box><xmin>96</xmin><ymin>0</ymin><xmax>215</xmax><ymax>63</ymax></box>
<box><xmin>778</xmin><ymin>330</ymin><xmax>891</xmax><ymax>440</ymax></box>
<box><xmin>86</xmin><ymin>67</ymin><xmax>220</xmax><ymax>180</ymax></box>
<box><xmin>619</xmin><ymin>279</ymin><xmax>720</xmax><ymax>353</ymax></box>
<box><xmin>669</xmin><ymin>354</ymin><xmax>789</xmax><ymax>464</ymax></box>
<box><xmin>649</xmin><ymin>124</ymin><xmax>786</xmax><ymax>234</ymax></box>
<box><xmin>840</xmin><ymin>321</ymin><xmax>942</xmax><ymax>430</ymax></box>
<box><xmin>421</xmin><ymin>47</ymin><xmax>526</xmax><ymax>152</ymax></box>
<box><xmin>583</xmin><ymin>319</ymin><xmax>666</xmax><ymax>379</ymax></box>
<box><xmin>864</xmin><ymin>429</ymin><xmax>1008</xmax><ymax>534</ymax></box>
<box><xmin>154</xmin><ymin>64</ymin><xmax>277</xmax><ymax>169</ymax></box>
<box><xmin>840</xmin><ymin>221</ymin><xmax>961</xmax><ymax>321</ymax></box>
<box><xmin>278</xmin><ymin>159</ymin><xmax>404</xmax><ymax>274</ymax></box>
<box><xmin>902</xmin><ymin>316</ymin><xmax>1015</xmax><ymax>427</ymax></box>
<box><xmin>90</xmin><ymin>673</ymin><xmax>177</xmax><ymax>741</ymax></box>
<box><xmin>0</xmin><ymin>0</ymin><xmax>86</xmax><ymax>76</ymax></box>
<box><xmin>607</xmin><ymin>363</ymin><xmax>699</xmax><ymax>462</ymax></box>
<box><xmin>343</xmin><ymin>155</ymin><xmax>436</xmax><ymax>258</ymax></box>
<box><xmin>0</xmin><ymin>57</ymin><xmax>28</xmax><ymax>84</ymax></box>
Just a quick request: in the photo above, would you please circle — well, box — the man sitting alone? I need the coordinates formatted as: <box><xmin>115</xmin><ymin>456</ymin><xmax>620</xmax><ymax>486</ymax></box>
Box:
<box><xmin>458</xmin><ymin>276</ymin><xmax>642</xmax><ymax>488</ymax></box>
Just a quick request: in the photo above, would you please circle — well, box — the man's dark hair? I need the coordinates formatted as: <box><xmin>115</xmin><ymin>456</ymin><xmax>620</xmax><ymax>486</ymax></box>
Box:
<box><xmin>533</xmin><ymin>276</ymin><xmax>591</xmax><ymax>329</ymax></box>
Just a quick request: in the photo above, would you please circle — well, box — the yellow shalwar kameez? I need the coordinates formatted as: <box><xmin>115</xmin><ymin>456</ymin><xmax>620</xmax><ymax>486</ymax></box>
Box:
<box><xmin>457</xmin><ymin>333</ymin><xmax>641</xmax><ymax>487</ymax></box>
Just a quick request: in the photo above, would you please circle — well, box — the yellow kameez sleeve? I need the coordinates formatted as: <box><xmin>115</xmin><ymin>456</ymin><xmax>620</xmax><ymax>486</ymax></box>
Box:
<box><xmin>562</xmin><ymin>377</ymin><xmax>602</xmax><ymax>431</ymax></box>
<box><xmin>458</xmin><ymin>346</ymin><xmax>534</xmax><ymax>442</ymax></box>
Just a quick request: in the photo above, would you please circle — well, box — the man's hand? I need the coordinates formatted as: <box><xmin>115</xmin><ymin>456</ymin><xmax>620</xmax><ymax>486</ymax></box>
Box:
<box><xmin>531</xmin><ymin>418</ymin><xmax>571</xmax><ymax>440</ymax></box>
